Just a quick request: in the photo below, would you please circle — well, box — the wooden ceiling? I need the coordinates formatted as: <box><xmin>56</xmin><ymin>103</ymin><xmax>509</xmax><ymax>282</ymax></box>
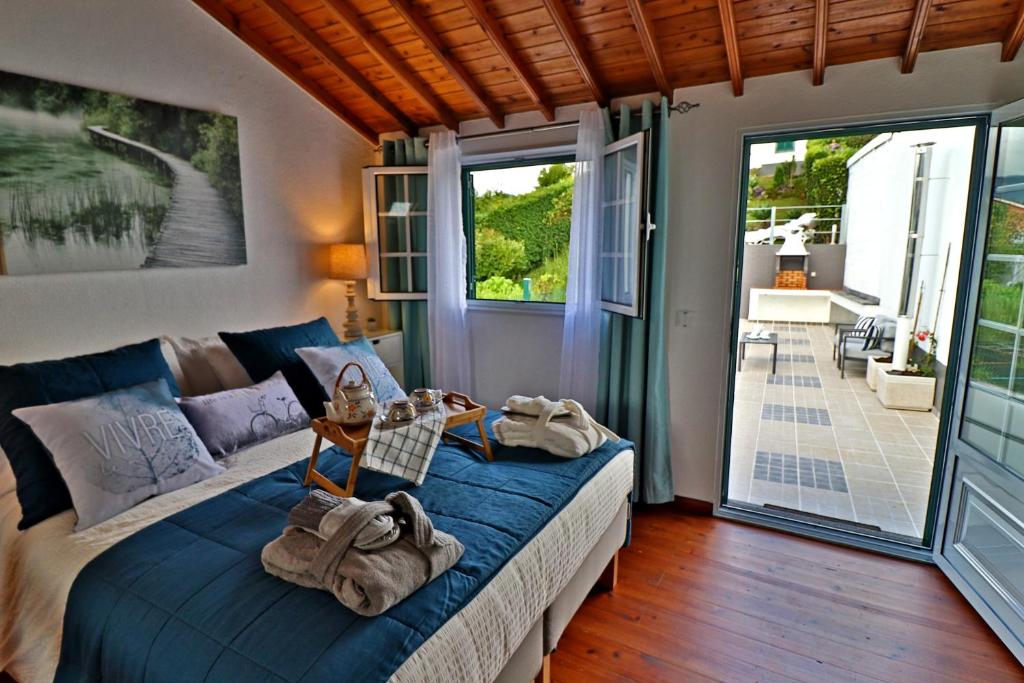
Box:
<box><xmin>193</xmin><ymin>0</ymin><xmax>1024</xmax><ymax>143</ymax></box>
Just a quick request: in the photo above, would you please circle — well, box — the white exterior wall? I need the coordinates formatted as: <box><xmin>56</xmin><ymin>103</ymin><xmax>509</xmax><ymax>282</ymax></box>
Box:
<box><xmin>843</xmin><ymin>127</ymin><xmax>976</xmax><ymax>364</ymax></box>
<box><xmin>748</xmin><ymin>140</ymin><xmax>808</xmax><ymax>171</ymax></box>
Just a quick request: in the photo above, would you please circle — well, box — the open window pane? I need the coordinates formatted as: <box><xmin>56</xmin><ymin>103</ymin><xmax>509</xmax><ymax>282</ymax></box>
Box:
<box><xmin>463</xmin><ymin>158</ymin><xmax>574</xmax><ymax>303</ymax></box>
<box><xmin>600</xmin><ymin>132</ymin><xmax>646</xmax><ymax>316</ymax></box>
<box><xmin>363</xmin><ymin>167</ymin><xmax>428</xmax><ymax>300</ymax></box>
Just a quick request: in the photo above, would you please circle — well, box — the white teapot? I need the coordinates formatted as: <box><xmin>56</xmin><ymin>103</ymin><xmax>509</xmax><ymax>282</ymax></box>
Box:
<box><xmin>324</xmin><ymin>361</ymin><xmax>378</xmax><ymax>426</ymax></box>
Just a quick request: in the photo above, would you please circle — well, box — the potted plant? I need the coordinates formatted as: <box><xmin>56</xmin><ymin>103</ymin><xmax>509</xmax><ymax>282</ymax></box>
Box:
<box><xmin>876</xmin><ymin>329</ymin><xmax>936</xmax><ymax>411</ymax></box>
<box><xmin>866</xmin><ymin>355</ymin><xmax>893</xmax><ymax>391</ymax></box>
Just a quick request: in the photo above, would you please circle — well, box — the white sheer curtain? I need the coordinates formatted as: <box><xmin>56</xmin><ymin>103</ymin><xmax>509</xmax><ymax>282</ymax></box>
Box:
<box><xmin>427</xmin><ymin>130</ymin><xmax>472</xmax><ymax>393</ymax></box>
<box><xmin>558</xmin><ymin>109</ymin><xmax>605</xmax><ymax>412</ymax></box>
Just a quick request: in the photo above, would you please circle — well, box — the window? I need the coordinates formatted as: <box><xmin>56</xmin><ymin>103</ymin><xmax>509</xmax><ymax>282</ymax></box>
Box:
<box><xmin>600</xmin><ymin>131</ymin><xmax>647</xmax><ymax>317</ymax></box>
<box><xmin>775</xmin><ymin>140</ymin><xmax>795</xmax><ymax>153</ymax></box>
<box><xmin>462</xmin><ymin>157</ymin><xmax>575</xmax><ymax>303</ymax></box>
<box><xmin>362</xmin><ymin>167</ymin><xmax>428</xmax><ymax>300</ymax></box>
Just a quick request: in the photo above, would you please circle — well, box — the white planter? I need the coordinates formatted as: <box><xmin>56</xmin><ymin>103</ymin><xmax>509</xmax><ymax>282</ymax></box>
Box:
<box><xmin>877</xmin><ymin>370</ymin><xmax>936</xmax><ymax>411</ymax></box>
<box><xmin>865</xmin><ymin>357</ymin><xmax>893</xmax><ymax>391</ymax></box>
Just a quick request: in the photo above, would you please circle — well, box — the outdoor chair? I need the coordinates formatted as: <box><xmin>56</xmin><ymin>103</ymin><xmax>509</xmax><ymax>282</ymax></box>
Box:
<box><xmin>833</xmin><ymin>315</ymin><xmax>875</xmax><ymax>362</ymax></box>
<box><xmin>838</xmin><ymin>318</ymin><xmax>896</xmax><ymax>378</ymax></box>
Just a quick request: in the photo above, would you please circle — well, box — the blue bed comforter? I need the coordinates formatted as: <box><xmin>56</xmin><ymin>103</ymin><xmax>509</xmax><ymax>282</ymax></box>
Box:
<box><xmin>55</xmin><ymin>413</ymin><xmax>631</xmax><ymax>682</ymax></box>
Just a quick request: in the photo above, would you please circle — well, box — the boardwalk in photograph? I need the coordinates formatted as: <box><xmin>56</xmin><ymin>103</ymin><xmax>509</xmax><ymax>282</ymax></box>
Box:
<box><xmin>87</xmin><ymin>126</ymin><xmax>246</xmax><ymax>268</ymax></box>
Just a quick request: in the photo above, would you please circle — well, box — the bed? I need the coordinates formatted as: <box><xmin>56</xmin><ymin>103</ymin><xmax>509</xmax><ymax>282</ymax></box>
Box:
<box><xmin>0</xmin><ymin>421</ymin><xmax>633</xmax><ymax>682</ymax></box>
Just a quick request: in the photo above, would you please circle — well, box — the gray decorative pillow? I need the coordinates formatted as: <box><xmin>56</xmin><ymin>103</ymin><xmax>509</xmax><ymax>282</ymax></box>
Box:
<box><xmin>12</xmin><ymin>379</ymin><xmax>222</xmax><ymax>531</ymax></box>
<box><xmin>296</xmin><ymin>338</ymin><xmax>405</xmax><ymax>406</ymax></box>
<box><xmin>177</xmin><ymin>371</ymin><xmax>309</xmax><ymax>457</ymax></box>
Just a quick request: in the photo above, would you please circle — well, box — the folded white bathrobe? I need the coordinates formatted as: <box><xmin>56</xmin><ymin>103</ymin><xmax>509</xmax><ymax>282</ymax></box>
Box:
<box><xmin>493</xmin><ymin>396</ymin><xmax>619</xmax><ymax>458</ymax></box>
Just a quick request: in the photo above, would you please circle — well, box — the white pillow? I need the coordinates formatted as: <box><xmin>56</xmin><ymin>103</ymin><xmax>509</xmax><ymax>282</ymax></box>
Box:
<box><xmin>12</xmin><ymin>379</ymin><xmax>223</xmax><ymax>531</ymax></box>
<box><xmin>168</xmin><ymin>336</ymin><xmax>252</xmax><ymax>396</ymax></box>
<box><xmin>159</xmin><ymin>337</ymin><xmax>189</xmax><ymax>396</ymax></box>
<box><xmin>296</xmin><ymin>339</ymin><xmax>405</xmax><ymax>406</ymax></box>
<box><xmin>0</xmin><ymin>447</ymin><xmax>15</xmax><ymax>499</ymax></box>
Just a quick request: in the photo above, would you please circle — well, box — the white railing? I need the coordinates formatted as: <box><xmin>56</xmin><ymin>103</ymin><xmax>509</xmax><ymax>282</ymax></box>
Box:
<box><xmin>745</xmin><ymin>204</ymin><xmax>846</xmax><ymax>244</ymax></box>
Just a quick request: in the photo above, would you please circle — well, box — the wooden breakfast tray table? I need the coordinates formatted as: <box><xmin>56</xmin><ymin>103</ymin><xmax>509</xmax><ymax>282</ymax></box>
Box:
<box><xmin>303</xmin><ymin>391</ymin><xmax>494</xmax><ymax>498</ymax></box>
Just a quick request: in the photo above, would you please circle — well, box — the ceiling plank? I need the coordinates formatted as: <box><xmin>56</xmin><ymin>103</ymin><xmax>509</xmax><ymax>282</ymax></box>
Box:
<box><xmin>813</xmin><ymin>0</ymin><xmax>828</xmax><ymax>85</ymax></box>
<box><xmin>1005</xmin><ymin>1</ymin><xmax>1024</xmax><ymax>62</ymax></box>
<box><xmin>320</xmin><ymin>0</ymin><xmax>459</xmax><ymax>130</ymax></box>
<box><xmin>463</xmin><ymin>0</ymin><xmax>556</xmax><ymax>120</ymax></box>
<box><xmin>624</xmin><ymin>0</ymin><xmax>672</xmax><ymax>96</ymax></box>
<box><xmin>250</xmin><ymin>0</ymin><xmax>416</xmax><ymax>133</ymax></box>
<box><xmin>540</xmin><ymin>0</ymin><xmax>607</xmax><ymax>105</ymax></box>
<box><xmin>901</xmin><ymin>0</ymin><xmax>934</xmax><ymax>73</ymax></box>
<box><xmin>717</xmin><ymin>0</ymin><xmax>744</xmax><ymax>96</ymax></box>
<box><xmin>386</xmin><ymin>0</ymin><xmax>504</xmax><ymax>128</ymax></box>
<box><xmin>190</xmin><ymin>0</ymin><xmax>379</xmax><ymax>144</ymax></box>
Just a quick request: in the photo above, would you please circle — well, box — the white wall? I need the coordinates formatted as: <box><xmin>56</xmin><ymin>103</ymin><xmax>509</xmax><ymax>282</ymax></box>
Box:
<box><xmin>0</xmin><ymin>0</ymin><xmax>377</xmax><ymax>365</ymax></box>
<box><xmin>843</xmin><ymin>127</ymin><xmax>975</xmax><ymax>365</ymax></box>
<box><xmin>668</xmin><ymin>44</ymin><xmax>1024</xmax><ymax>503</ymax></box>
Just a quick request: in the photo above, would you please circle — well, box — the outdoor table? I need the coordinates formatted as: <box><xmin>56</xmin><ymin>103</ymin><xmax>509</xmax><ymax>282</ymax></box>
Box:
<box><xmin>738</xmin><ymin>332</ymin><xmax>779</xmax><ymax>374</ymax></box>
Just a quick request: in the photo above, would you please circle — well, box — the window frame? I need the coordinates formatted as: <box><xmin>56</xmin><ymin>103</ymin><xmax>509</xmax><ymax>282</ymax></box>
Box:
<box><xmin>461</xmin><ymin>153</ymin><xmax>576</xmax><ymax>306</ymax></box>
<box><xmin>600</xmin><ymin>130</ymin><xmax>649</xmax><ymax>318</ymax></box>
<box><xmin>362</xmin><ymin>165</ymin><xmax>429</xmax><ymax>301</ymax></box>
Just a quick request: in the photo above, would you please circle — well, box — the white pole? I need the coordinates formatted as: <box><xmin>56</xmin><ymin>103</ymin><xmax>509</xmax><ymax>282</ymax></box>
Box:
<box><xmin>892</xmin><ymin>315</ymin><xmax>913</xmax><ymax>372</ymax></box>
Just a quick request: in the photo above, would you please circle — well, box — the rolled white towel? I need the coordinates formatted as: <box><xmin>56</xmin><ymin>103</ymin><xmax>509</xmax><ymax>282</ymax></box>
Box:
<box><xmin>494</xmin><ymin>398</ymin><xmax>619</xmax><ymax>458</ymax></box>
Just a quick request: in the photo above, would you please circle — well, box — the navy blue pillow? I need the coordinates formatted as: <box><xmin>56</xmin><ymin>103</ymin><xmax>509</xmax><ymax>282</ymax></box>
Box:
<box><xmin>219</xmin><ymin>317</ymin><xmax>340</xmax><ymax>419</ymax></box>
<box><xmin>0</xmin><ymin>339</ymin><xmax>182</xmax><ymax>530</ymax></box>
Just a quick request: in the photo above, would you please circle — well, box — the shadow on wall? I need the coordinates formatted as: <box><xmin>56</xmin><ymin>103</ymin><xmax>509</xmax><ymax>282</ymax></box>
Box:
<box><xmin>739</xmin><ymin>244</ymin><xmax>847</xmax><ymax>318</ymax></box>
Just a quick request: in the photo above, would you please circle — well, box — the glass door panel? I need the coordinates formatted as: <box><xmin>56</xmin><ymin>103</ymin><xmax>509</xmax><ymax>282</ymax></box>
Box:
<box><xmin>938</xmin><ymin>103</ymin><xmax>1024</xmax><ymax>664</ymax></box>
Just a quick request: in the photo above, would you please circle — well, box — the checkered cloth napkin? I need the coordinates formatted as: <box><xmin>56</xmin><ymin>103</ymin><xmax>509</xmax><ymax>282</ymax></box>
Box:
<box><xmin>362</xmin><ymin>404</ymin><xmax>447</xmax><ymax>485</ymax></box>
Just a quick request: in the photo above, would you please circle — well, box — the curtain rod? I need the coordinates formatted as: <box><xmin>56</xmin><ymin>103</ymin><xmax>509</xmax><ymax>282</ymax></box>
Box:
<box><xmin>455</xmin><ymin>101</ymin><xmax>699</xmax><ymax>143</ymax></box>
<box><xmin>382</xmin><ymin>101</ymin><xmax>700</xmax><ymax>150</ymax></box>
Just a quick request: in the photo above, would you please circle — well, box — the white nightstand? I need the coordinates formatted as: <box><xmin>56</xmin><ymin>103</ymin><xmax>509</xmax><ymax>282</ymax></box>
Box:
<box><xmin>364</xmin><ymin>329</ymin><xmax>404</xmax><ymax>387</ymax></box>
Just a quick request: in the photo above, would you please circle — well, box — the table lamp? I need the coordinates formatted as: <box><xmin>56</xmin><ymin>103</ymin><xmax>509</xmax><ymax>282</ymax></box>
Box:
<box><xmin>329</xmin><ymin>243</ymin><xmax>368</xmax><ymax>339</ymax></box>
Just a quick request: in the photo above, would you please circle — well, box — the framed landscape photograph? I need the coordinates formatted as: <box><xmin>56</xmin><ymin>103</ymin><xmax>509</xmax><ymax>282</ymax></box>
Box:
<box><xmin>0</xmin><ymin>70</ymin><xmax>246</xmax><ymax>276</ymax></box>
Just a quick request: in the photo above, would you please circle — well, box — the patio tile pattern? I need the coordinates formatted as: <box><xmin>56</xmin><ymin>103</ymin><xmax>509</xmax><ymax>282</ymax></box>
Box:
<box><xmin>766</xmin><ymin>375</ymin><xmax>822</xmax><ymax>387</ymax></box>
<box><xmin>754</xmin><ymin>451</ymin><xmax>848</xmax><ymax>492</ymax></box>
<box><xmin>775</xmin><ymin>353</ymin><xmax>817</xmax><ymax>363</ymax></box>
<box><xmin>761</xmin><ymin>403</ymin><xmax>832</xmax><ymax>425</ymax></box>
<box><xmin>730</xmin><ymin>320</ymin><xmax>940</xmax><ymax>541</ymax></box>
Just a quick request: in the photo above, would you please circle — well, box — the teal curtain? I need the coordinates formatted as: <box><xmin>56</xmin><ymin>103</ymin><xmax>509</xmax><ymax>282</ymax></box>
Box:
<box><xmin>597</xmin><ymin>98</ymin><xmax>674</xmax><ymax>504</ymax></box>
<box><xmin>382</xmin><ymin>138</ymin><xmax>431</xmax><ymax>391</ymax></box>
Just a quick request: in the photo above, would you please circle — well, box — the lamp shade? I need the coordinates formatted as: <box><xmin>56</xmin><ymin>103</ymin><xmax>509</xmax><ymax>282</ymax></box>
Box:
<box><xmin>328</xmin><ymin>243</ymin><xmax>368</xmax><ymax>280</ymax></box>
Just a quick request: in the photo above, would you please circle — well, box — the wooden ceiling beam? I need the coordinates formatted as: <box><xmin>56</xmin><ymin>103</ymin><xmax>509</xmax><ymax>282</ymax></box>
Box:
<box><xmin>717</xmin><ymin>0</ymin><xmax>744</xmax><ymax>96</ymax></box>
<box><xmin>902</xmin><ymin>0</ymin><xmax>934</xmax><ymax>73</ymax></box>
<box><xmin>386</xmin><ymin>0</ymin><xmax>504</xmax><ymax>128</ymax></box>
<box><xmin>540</xmin><ymin>0</ymin><xmax>606</xmax><ymax>106</ymax></box>
<box><xmin>625</xmin><ymin>0</ymin><xmax>671</xmax><ymax>97</ymax></box>
<box><xmin>463</xmin><ymin>0</ymin><xmax>555</xmax><ymax>121</ymax></box>
<box><xmin>1004</xmin><ymin>2</ymin><xmax>1024</xmax><ymax>62</ymax></box>
<box><xmin>812</xmin><ymin>0</ymin><xmax>828</xmax><ymax>86</ymax></box>
<box><xmin>190</xmin><ymin>0</ymin><xmax>379</xmax><ymax>144</ymax></box>
<box><xmin>250</xmin><ymin>0</ymin><xmax>416</xmax><ymax>134</ymax></box>
<box><xmin>321</xmin><ymin>0</ymin><xmax>459</xmax><ymax>130</ymax></box>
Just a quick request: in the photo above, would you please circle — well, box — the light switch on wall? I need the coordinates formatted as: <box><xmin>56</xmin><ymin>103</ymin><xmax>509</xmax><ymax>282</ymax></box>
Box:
<box><xmin>674</xmin><ymin>310</ymin><xmax>691</xmax><ymax>327</ymax></box>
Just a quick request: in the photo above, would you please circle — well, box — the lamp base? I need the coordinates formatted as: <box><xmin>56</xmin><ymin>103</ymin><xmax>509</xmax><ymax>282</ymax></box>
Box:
<box><xmin>342</xmin><ymin>280</ymin><xmax>363</xmax><ymax>340</ymax></box>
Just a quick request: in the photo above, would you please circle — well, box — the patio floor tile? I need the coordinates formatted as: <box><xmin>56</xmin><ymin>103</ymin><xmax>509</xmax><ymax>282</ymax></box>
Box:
<box><xmin>729</xmin><ymin>320</ymin><xmax>941</xmax><ymax>542</ymax></box>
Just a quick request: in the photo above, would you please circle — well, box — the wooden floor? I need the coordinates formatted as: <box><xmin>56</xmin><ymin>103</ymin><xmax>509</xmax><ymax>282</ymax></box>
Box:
<box><xmin>552</xmin><ymin>506</ymin><xmax>1023</xmax><ymax>682</ymax></box>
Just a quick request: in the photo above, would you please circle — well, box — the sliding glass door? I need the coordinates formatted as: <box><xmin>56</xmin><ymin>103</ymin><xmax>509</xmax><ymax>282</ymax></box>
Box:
<box><xmin>935</xmin><ymin>99</ymin><xmax>1024</xmax><ymax>663</ymax></box>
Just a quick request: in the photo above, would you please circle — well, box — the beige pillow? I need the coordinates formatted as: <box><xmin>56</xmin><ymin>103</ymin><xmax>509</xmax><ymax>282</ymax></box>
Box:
<box><xmin>168</xmin><ymin>336</ymin><xmax>252</xmax><ymax>397</ymax></box>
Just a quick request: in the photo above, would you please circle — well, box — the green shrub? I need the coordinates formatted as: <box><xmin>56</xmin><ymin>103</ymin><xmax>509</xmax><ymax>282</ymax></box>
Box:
<box><xmin>476</xmin><ymin>276</ymin><xmax>523</xmax><ymax>301</ymax></box>
<box><xmin>537</xmin><ymin>163</ymin><xmax>572</xmax><ymax>187</ymax></box>
<box><xmin>979</xmin><ymin>280</ymin><xmax>1023</xmax><ymax>325</ymax></box>
<box><xmin>191</xmin><ymin>115</ymin><xmax>243</xmax><ymax>222</ymax></box>
<box><xmin>475</xmin><ymin>177</ymin><xmax>572</xmax><ymax>270</ymax></box>
<box><xmin>475</xmin><ymin>228</ymin><xmax>528</xmax><ymax>280</ymax></box>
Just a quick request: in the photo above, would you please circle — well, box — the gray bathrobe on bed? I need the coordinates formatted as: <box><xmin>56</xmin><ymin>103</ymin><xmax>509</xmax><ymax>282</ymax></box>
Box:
<box><xmin>261</xmin><ymin>490</ymin><xmax>464</xmax><ymax>616</ymax></box>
